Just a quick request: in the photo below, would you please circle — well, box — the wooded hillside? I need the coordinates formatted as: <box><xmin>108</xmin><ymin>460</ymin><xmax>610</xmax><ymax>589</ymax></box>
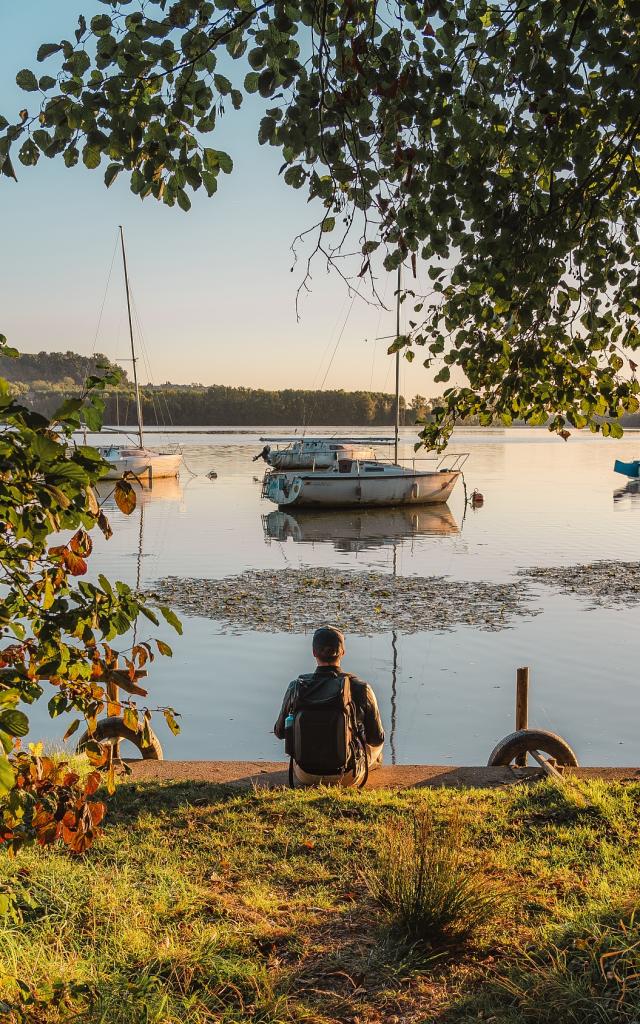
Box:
<box><xmin>0</xmin><ymin>350</ymin><xmax>125</xmax><ymax>386</ymax></box>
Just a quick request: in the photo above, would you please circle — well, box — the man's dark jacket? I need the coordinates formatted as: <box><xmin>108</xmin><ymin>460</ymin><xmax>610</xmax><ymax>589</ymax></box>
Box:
<box><xmin>274</xmin><ymin>665</ymin><xmax>384</xmax><ymax>746</ymax></box>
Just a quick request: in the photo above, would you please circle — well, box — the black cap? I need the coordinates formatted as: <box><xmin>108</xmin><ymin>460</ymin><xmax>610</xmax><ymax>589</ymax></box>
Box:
<box><xmin>312</xmin><ymin>626</ymin><xmax>345</xmax><ymax>656</ymax></box>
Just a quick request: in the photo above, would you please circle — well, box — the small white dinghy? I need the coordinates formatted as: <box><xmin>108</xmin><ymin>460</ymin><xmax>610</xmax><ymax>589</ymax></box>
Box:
<box><xmin>262</xmin><ymin>455</ymin><xmax>467</xmax><ymax>509</ymax></box>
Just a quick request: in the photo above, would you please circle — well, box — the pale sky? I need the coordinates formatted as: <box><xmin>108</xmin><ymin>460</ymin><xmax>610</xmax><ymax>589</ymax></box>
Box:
<box><xmin>0</xmin><ymin>3</ymin><xmax>443</xmax><ymax>399</ymax></box>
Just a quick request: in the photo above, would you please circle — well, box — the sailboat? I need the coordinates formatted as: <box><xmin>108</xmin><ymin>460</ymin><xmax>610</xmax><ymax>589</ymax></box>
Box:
<box><xmin>97</xmin><ymin>227</ymin><xmax>182</xmax><ymax>482</ymax></box>
<box><xmin>261</xmin><ymin>268</ymin><xmax>467</xmax><ymax>509</ymax></box>
<box><xmin>255</xmin><ymin>436</ymin><xmax>390</xmax><ymax>470</ymax></box>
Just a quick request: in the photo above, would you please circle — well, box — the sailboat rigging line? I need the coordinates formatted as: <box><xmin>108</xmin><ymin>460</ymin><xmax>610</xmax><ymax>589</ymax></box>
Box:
<box><xmin>304</xmin><ymin>285</ymin><xmax>360</xmax><ymax>431</ymax></box>
<box><xmin>369</xmin><ymin>274</ymin><xmax>390</xmax><ymax>392</ymax></box>
<box><xmin>89</xmin><ymin>231</ymin><xmax>119</xmax><ymax>360</ymax></box>
<box><xmin>78</xmin><ymin>230</ymin><xmax>119</xmax><ymax>413</ymax></box>
<box><xmin>119</xmin><ymin>226</ymin><xmax>144</xmax><ymax>449</ymax></box>
<box><xmin>319</xmin><ymin>286</ymin><xmax>359</xmax><ymax>392</ymax></box>
<box><xmin>129</xmin><ymin>287</ymin><xmax>179</xmax><ymax>444</ymax></box>
<box><xmin>129</xmin><ymin>283</ymin><xmax>193</xmax><ymax>471</ymax></box>
<box><xmin>177</xmin><ymin>451</ymin><xmax>199</xmax><ymax>477</ymax></box>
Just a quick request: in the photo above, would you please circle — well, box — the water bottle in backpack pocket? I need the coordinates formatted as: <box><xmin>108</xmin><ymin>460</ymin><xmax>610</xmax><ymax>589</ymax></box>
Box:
<box><xmin>284</xmin><ymin>713</ymin><xmax>295</xmax><ymax>757</ymax></box>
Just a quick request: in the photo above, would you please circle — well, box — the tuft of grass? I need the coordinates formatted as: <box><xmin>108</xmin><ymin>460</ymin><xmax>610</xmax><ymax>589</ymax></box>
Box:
<box><xmin>366</xmin><ymin>808</ymin><xmax>504</xmax><ymax>948</ymax></box>
<box><xmin>458</xmin><ymin>904</ymin><xmax>640</xmax><ymax>1024</ymax></box>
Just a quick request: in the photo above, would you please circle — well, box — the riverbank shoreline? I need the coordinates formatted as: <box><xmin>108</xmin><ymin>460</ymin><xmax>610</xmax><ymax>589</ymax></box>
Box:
<box><xmin>125</xmin><ymin>759</ymin><xmax>640</xmax><ymax>788</ymax></box>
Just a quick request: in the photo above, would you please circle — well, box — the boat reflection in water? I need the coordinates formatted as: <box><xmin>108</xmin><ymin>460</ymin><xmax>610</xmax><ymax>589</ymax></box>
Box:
<box><xmin>262</xmin><ymin>504</ymin><xmax>458</xmax><ymax>552</ymax></box>
<box><xmin>95</xmin><ymin>474</ymin><xmax>184</xmax><ymax>511</ymax></box>
<box><xmin>614</xmin><ymin>479</ymin><xmax>640</xmax><ymax>502</ymax></box>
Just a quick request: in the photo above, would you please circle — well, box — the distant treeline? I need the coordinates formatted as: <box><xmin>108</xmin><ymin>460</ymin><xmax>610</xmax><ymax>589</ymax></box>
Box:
<box><xmin>3</xmin><ymin>350</ymin><xmax>446</xmax><ymax>425</ymax></box>
<box><xmin>0</xmin><ymin>349</ymin><xmax>125</xmax><ymax>387</ymax></box>
<box><xmin>17</xmin><ymin>383</ymin><xmax>408</xmax><ymax>426</ymax></box>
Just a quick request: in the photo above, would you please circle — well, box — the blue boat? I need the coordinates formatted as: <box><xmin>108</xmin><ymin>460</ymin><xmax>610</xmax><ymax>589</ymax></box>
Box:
<box><xmin>614</xmin><ymin>459</ymin><xmax>640</xmax><ymax>478</ymax></box>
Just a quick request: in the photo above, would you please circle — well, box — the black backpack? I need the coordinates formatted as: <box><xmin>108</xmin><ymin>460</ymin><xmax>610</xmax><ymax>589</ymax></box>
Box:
<box><xmin>285</xmin><ymin>673</ymin><xmax>368</xmax><ymax>788</ymax></box>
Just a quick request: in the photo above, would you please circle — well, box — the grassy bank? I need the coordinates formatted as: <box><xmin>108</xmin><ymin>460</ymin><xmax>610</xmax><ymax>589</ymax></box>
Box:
<box><xmin>2</xmin><ymin>778</ymin><xmax>640</xmax><ymax>1023</ymax></box>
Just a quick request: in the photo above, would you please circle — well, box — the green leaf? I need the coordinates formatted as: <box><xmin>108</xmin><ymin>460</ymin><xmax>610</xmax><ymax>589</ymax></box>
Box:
<box><xmin>257</xmin><ymin>68</ymin><xmax>276</xmax><ymax>98</ymax></box>
<box><xmin>0</xmin><ymin>710</ymin><xmax>28</xmax><ymax>738</ymax></box>
<box><xmin>284</xmin><ymin>165</ymin><xmax>305</xmax><ymax>188</ymax></box>
<box><xmin>90</xmin><ymin>14</ymin><xmax>113</xmax><ymax>35</ymax></box>
<box><xmin>139</xmin><ymin>604</ymin><xmax>160</xmax><ymax>626</ymax></box>
<box><xmin>0</xmin><ymin>757</ymin><xmax>14</xmax><ymax>797</ymax></box>
<box><xmin>159</xmin><ymin>605</ymin><xmax>182</xmax><ymax>635</ymax></box>
<box><xmin>53</xmin><ymin>396</ymin><xmax>83</xmax><ymax>418</ymax></box>
<box><xmin>83</xmin><ymin>145</ymin><xmax>101</xmax><ymax>170</ymax></box>
<box><xmin>321</xmin><ymin>217</ymin><xmax>336</xmax><ymax>233</ymax></box>
<box><xmin>213</xmin><ymin>74</ymin><xmax>231</xmax><ymax>95</ymax></box>
<box><xmin>16</xmin><ymin>69</ymin><xmax>38</xmax><ymax>92</ymax></box>
<box><xmin>248</xmin><ymin>47</ymin><xmax>266</xmax><ymax>70</ymax></box>
<box><xmin>204</xmin><ymin>148</ymin><xmax>233</xmax><ymax>175</ymax></box>
<box><xmin>37</xmin><ymin>43</ymin><xmax>62</xmax><ymax>62</ymax></box>
<box><xmin>201</xmin><ymin>170</ymin><xmax>218</xmax><ymax>196</ymax></box>
<box><xmin>218</xmin><ymin>152</ymin><xmax>233</xmax><ymax>174</ymax></box>
<box><xmin>104</xmin><ymin>163</ymin><xmax>121</xmax><ymax>188</ymax></box>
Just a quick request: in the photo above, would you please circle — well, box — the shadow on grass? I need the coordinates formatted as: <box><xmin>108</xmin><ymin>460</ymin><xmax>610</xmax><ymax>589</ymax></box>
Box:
<box><xmin>105</xmin><ymin>778</ymin><xmax>245</xmax><ymax>824</ymax></box>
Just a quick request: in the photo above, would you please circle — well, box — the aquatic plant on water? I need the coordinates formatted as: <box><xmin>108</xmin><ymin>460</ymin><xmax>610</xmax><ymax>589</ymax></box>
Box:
<box><xmin>147</xmin><ymin>568</ymin><xmax>538</xmax><ymax>636</ymax></box>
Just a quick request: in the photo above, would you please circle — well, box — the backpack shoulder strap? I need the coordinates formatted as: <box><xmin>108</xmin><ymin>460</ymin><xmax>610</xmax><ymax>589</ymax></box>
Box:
<box><xmin>340</xmin><ymin>673</ymin><xmax>352</xmax><ymax>703</ymax></box>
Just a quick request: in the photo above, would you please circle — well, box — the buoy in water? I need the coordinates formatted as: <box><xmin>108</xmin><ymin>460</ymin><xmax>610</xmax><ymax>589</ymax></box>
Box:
<box><xmin>471</xmin><ymin>489</ymin><xmax>484</xmax><ymax>507</ymax></box>
<box><xmin>207</xmin><ymin>471</ymin><xmax>218</xmax><ymax>479</ymax></box>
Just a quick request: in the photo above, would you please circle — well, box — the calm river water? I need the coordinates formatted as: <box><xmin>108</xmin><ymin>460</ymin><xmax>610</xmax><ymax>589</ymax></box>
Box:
<box><xmin>31</xmin><ymin>427</ymin><xmax>640</xmax><ymax>765</ymax></box>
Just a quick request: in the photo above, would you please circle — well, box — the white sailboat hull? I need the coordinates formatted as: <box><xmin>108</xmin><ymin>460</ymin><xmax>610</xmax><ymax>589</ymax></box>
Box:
<box><xmin>99</xmin><ymin>449</ymin><xmax>182</xmax><ymax>481</ymax></box>
<box><xmin>263</xmin><ymin>468</ymin><xmax>460</xmax><ymax>508</ymax></box>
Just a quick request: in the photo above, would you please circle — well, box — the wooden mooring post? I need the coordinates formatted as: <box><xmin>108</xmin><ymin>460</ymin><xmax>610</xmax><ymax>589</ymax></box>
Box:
<box><xmin>515</xmin><ymin>667</ymin><xmax>530</xmax><ymax>766</ymax></box>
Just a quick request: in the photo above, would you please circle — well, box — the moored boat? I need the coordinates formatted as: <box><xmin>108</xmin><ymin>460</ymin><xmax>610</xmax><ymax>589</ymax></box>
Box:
<box><xmin>257</xmin><ymin>436</ymin><xmax>390</xmax><ymax>470</ymax></box>
<box><xmin>261</xmin><ymin>455</ymin><xmax>467</xmax><ymax>508</ymax></box>
<box><xmin>614</xmin><ymin>459</ymin><xmax>640</xmax><ymax>478</ymax></box>
<box><xmin>261</xmin><ymin>265</ymin><xmax>468</xmax><ymax>510</ymax></box>
<box><xmin>97</xmin><ymin>445</ymin><xmax>183</xmax><ymax>481</ymax></box>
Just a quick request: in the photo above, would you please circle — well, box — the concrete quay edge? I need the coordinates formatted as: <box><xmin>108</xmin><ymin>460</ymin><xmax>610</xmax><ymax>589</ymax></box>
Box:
<box><xmin>123</xmin><ymin>761</ymin><xmax>640</xmax><ymax>790</ymax></box>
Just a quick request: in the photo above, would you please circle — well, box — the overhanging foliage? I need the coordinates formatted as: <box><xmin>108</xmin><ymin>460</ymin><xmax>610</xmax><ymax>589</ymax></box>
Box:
<box><xmin>0</xmin><ymin>337</ymin><xmax>180</xmax><ymax>853</ymax></box>
<box><xmin>2</xmin><ymin>1</ymin><xmax>639</xmax><ymax>445</ymax></box>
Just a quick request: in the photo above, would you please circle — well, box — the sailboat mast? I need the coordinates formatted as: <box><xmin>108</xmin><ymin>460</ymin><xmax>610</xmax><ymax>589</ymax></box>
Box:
<box><xmin>394</xmin><ymin>264</ymin><xmax>401</xmax><ymax>464</ymax></box>
<box><xmin>119</xmin><ymin>225</ymin><xmax>144</xmax><ymax>449</ymax></box>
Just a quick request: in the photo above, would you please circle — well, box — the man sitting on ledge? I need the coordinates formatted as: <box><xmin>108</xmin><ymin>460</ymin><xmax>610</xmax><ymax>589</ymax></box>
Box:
<box><xmin>274</xmin><ymin>626</ymin><xmax>384</xmax><ymax>787</ymax></box>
